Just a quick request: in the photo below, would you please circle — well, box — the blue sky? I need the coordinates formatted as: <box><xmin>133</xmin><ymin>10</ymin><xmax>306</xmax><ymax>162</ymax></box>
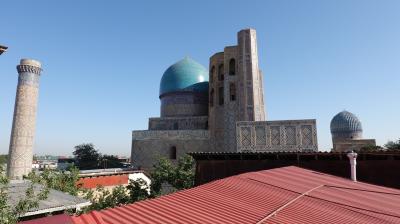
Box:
<box><xmin>1</xmin><ymin>0</ymin><xmax>399</xmax><ymax>156</ymax></box>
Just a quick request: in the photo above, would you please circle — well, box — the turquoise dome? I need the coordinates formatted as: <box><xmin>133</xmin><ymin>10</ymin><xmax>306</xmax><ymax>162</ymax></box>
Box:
<box><xmin>159</xmin><ymin>57</ymin><xmax>209</xmax><ymax>97</ymax></box>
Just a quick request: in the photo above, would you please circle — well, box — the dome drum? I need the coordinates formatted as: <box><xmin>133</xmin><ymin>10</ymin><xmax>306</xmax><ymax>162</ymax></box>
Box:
<box><xmin>159</xmin><ymin>57</ymin><xmax>209</xmax><ymax>117</ymax></box>
<box><xmin>160</xmin><ymin>91</ymin><xmax>208</xmax><ymax>117</ymax></box>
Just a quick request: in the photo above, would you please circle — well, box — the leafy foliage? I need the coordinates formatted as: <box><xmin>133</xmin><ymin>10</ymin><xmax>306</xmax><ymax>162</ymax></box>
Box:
<box><xmin>357</xmin><ymin>144</ymin><xmax>383</xmax><ymax>152</ymax></box>
<box><xmin>80</xmin><ymin>155</ymin><xmax>195</xmax><ymax>213</ymax></box>
<box><xmin>100</xmin><ymin>155</ymin><xmax>125</xmax><ymax>169</ymax></box>
<box><xmin>27</xmin><ymin>166</ymin><xmax>82</xmax><ymax>196</ymax></box>
<box><xmin>0</xmin><ymin>155</ymin><xmax>7</xmax><ymax>165</ymax></box>
<box><xmin>385</xmin><ymin>139</ymin><xmax>400</xmax><ymax>150</ymax></box>
<box><xmin>73</xmin><ymin>144</ymin><xmax>124</xmax><ymax>169</ymax></box>
<box><xmin>126</xmin><ymin>178</ymin><xmax>151</xmax><ymax>202</ymax></box>
<box><xmin>81</xmin><ymin>185</ymin><xmax>128</xmax><ymax>212</ymax></box>
<box><xmin>150</xmin><ymin>155</ymin><xmax>195</xmax><ymax>196</ymax></box>
<box><xmin>0</xmin><ymin>167</ymin><xmax>49</xmax><ymax>224</ymax></box>
<box><xmin>73</xmin><ymin>143</ymin><xmax>101</xmax><ymax>170</ymax></box>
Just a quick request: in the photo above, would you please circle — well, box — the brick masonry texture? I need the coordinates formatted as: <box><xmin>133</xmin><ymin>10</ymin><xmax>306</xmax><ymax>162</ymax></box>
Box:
<box><xmin>7</xmin><ymin>60</ymin><xmax>41</xmax><ymax>180</ymax></box>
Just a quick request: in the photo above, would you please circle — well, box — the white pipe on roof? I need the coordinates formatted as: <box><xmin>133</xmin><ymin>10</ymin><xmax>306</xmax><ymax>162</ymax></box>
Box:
<box><xmin>347</xmin><ymin>151</ymin><xmax>358</xmax><ymax>182</ymax></box>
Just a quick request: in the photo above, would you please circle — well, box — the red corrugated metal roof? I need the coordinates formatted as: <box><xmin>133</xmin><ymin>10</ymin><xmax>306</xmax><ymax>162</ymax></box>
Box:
<box><xmin>19</xmin><ymin>214</ymin><xmax>73</xmax><ymax>224</ymax></box>
<box><xmin>71</xmin><ymin>166</ymin><xmax>400</xmax><ymax>224</ymax></box>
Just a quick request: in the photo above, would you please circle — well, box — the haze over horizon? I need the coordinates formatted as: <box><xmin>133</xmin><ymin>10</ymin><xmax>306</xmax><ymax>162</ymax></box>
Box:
<box><xmin>1</xmin><ymin>0</ymin><xmax>399</xmax><ymax>156</ymax></box>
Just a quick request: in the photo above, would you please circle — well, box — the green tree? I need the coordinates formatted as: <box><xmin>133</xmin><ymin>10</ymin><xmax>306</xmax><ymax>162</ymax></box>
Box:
<box><xmin>385</xmin><ymin>139</ymin><xmax>400</xmax><ymax>150</ymax></box>
<box><xmin>126</xmin><ymin>178</ymin><xmax>151</xmax><ymax>202</ymax></box>
<box><xmin>0</xmin><ymin>155</ymin><xmax>8</xmax><ymax>165</ymax></box>
<box><xmin>150</xmin><ymin>155</ymin><xmax>195</xmax><ymax>196</ymax></box>
<box><xmin>79</xmin><ymin>155</ymin><xmax>195</xmax><ymax>213</ymax></box>
<box><xmin>100</xmin><ymin>155</ymin><xmax>124</xmax><ymax>169</ymax></box>
<box><xmin>357</xmin><ymin>144</ymin><xmax>383</xmax><ymax>152</ymax></box>
<box><xmin>73</xmin><ymin>143</ymin><xmax>101</xmax><ymax>170</ymax></box>
<box><xmin>80</xmin><ymin>185</ymin><xmax>129</xmax><ymax>213</ymax></box>
<box><xmin>27</xmin><ymin>166</ymin><xmax>82</xmax><ymax>196</ymax></box>
<box><xmin>0</xmin><ymin>167</ymin><xmax>49</xmax><ymax>224</ymax></box>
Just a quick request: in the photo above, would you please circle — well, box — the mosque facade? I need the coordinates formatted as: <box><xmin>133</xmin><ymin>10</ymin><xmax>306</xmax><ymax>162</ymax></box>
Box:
<box><xmin>131</xmin><ymin>29</ymin><xmax>318</xmax><ymax>170</ymax></box>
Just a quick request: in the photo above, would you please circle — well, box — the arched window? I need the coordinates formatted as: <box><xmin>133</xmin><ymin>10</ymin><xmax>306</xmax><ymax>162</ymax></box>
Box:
<box><xmin>210</xmin><ymin>88</ymin><xmax>214</xmax><ymax>107</ymax></box>
<box><xmin>210</xmin><ymin>66</ymin><xmax>215</xmax><ymax>83</ymax></box>
<box><xmin>229</xmin><ymin>83</ymin><xmax>236</xmax><ymax>101</ymax></box>
<box><xmin>218</xmin><ymin>64</ymin><xmax>224</xmax><ymax>81</ymax></box>
<box><xmin>218</xmin><ymin>87</ymin><xmax>224</xmax><ymax>105</ymax></box>
<box><xmin>229</xmin><ymin>58</ymin><xmax>235</xmax><ymax>75</ymax></box>
<box><xmin>169</xmin><ymin>146</ymin><xmax>177</xmax><ymax>160</ymax></box>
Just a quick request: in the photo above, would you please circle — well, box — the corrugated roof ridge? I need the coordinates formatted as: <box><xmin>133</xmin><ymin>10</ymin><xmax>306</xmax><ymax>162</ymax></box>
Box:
<box><xmin>307</xmin><ymin>188</ymin><xmax>400</xmax><ymax>219</ymax></box>
<box><xmin>254</xmin><ymin>166</ymin><xmax>400</xmax><ymax>193</ymax></box>
<box><xmin>256</xmin><ymin>184</ymin><xmax>325</xmax><ymax>223</ymax></box>
<box><xmin>181</xmin><ymin>179</ymin><xmax>270</xmax><ymax>222</ymax></box>
<box><xmin>71</xmin><ymin>211</ymin><xmax>105</xmax><ymax>224</ymax></box>
<box><xmin>320</xmin><ymin>185</ymin><xmax>400</xmax><ymax>213</ymax></box>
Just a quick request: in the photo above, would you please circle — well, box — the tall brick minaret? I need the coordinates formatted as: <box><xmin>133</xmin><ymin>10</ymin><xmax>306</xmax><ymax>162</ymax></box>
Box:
<box><xmin>7</xmin><ymin>59</ymin><xmax>42</xmax><ymax>180</ymax></box>
<box><xmin>209</xmin><ymin>28</ymin><xmax>266</xmax><ymax>152</ymax></box>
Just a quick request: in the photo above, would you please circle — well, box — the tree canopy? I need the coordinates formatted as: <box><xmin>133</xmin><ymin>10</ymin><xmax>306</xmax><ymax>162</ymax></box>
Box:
<box><xmin>73</xmin><ymin>143</ymin><xmax>101</xmax><ymax>170</ymax></box>
<box><xmin>385</xmin><ymin>139</ymin><xmax>400</xmax><ymax>150</ymax></box>
<box><xmin>79</xmin><ymin>155</ymin><xmax>195</xmax><ymax>213</ymax></box>
<box><xmin>73</xmin><ymin>144</ymin><xmax>124</xmax><ymax>170</ymax></box>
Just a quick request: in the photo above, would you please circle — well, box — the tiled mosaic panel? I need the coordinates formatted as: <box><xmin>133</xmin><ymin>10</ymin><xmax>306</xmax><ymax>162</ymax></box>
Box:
<box><xmin>301</xmin><ymin>125</ymin><xmax>313</xmax><ymax>146</ymax></box>
<box><xmin>285</xmin><ymin>126</ymin><xmax>296</xmax><ymax>145</ymax></box>
<box><xmin>240</xmin><ymin>127</ymin><xmax>252</xmax><ymax>147</ymax></box>
<box><xmin>271</xmin><ymin>126</ymin><xmax>281</xmax><ymax>146</ymax></box>
<box><xmin>255</xmin><ymin>126</ymin><xmax>266</xmax><ymax>146</ymax></box>
<box><xmin>236</xmin><ymin>120</ymin><xmax>318</xmax><ymax>152</ymax></box>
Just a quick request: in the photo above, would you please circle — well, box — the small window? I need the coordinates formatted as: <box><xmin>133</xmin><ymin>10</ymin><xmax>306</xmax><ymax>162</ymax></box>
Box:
<box><xmin>169</xmin><ymin>146</ymin><xmax>177</xmax><ymax>160</ymax></box>
<box><xmin>229</xmin><ymin>59</ymin><xmax>235</xmax><ymax>75</ymax></box>
<box><xmin>210</xmin><ymin>66</ymin><xmax>215</xmax><ymax>83</ymax></box>
<box><xmin>210</xmin><ymin>88</ymin><xmax>214</xmax><ymax>107</ymax></box>
<box><xmin>218</xmin><ymin>87</ymin><xmax>224</xmax><ymax>105</ymax></box>
<box><xmin>173</xmin><ymin>122</ymin><xmax>178</xmax><ymax>130</ymax></box>
<box><xmin>218</xmin><ymin>64</ymin><xmax>224</xmax><ymax>81</ymax></box>
<box><xmin>229</xmin><ymin>83</ymin><xmax>236</xmax><ymax>101</ymax></box>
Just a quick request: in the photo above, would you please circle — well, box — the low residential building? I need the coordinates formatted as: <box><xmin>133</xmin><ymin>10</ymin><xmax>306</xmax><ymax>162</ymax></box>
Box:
<box><xmin>77</xmin><ymin>169</ymin><xmax>150</xmax><ymax>191</ymax></box>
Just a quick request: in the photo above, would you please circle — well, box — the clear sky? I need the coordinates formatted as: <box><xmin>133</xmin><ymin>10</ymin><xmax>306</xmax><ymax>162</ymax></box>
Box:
<box><xmin>1</xmin><ymin>0</ymin><xmax>399</xmax><ymax>156</ymax></box>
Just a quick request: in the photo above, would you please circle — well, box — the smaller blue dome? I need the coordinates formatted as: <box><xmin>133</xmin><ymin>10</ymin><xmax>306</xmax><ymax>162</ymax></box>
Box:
<box><xmin>159</xmin><ymin>57</ymin><xmax>209</xmax><ymax>97</ymax></box>
<box><xmin>330</xmin><ymin>111</ymin><xmax>363</xmax><ymax>134</ymax></box>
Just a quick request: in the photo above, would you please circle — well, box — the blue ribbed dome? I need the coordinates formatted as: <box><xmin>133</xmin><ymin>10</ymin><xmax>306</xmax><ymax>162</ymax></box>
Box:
<box><xmin>330</xmin><ymin>111</ymin><xmax>363</xmax><ymax>134</ymax></box>
<box><xmin>159</xmin><ymin>57</ymin><xmax>209</xmax><ymax>97</ymax></box>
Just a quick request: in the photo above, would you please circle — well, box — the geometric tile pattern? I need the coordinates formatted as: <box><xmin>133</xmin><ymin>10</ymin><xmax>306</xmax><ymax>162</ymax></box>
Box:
<box><xmin>240</xmin><ymin>127</ymin><xmax>252</xmax><ymax>147</ymax></box>
<box><xmin>271</xmin><ymin>126</ymin><xmax>281</xmax><ymax>146</ymax></box>
<box><xmin>285</xmin><ymin>126</ymin><xmax>296</xmax><ymax>145</ymax></box>
<box><xmin>301</xmin><ymin>125</ymin><xmax>313</xmax><ymax>146</ymax></box>
<box><xmin>236</xmin><ymin>119</ymin><xmax>318</xmax><ymax>152</ymax></box>
<box><xmin>255</xmin><ymin>126</ymin><xmax>266</xmax><ymax>146</ymax></box>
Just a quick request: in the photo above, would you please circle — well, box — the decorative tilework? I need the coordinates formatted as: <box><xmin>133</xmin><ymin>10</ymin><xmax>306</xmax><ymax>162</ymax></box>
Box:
<box><xmin>240</xmin><ymin>127</ymin><xmax>252</xmax><ymax>147</ymax></box>
<box><xmin>285</xmin><ymin>126</ymin><xmax>296</xmax><ymax>145</ymax></box>
<box><xmin>271</xmin><ymin>126</ymin><xmax>281</xmax><ymax>146</ymax></box>
<box><xmin>236</xmin><ymin>119</ymin><xmax>318</xmax><ymax>152</ymax></box>
<box><xmin>301</xmin><ymin>125</ymin><xmax>313</xmax><ymax>146</ymax></box>
<box><xmin>255</xmin><ymin>126</ymin><xmax>266</xmax><ymax>146</ymax></box>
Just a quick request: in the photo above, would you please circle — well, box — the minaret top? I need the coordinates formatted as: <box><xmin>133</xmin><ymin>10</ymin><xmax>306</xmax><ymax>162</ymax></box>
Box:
<box><xmin>20</xmin><ymin>58</ymin><xmax>41</xmax><ymax>68</ymax></box>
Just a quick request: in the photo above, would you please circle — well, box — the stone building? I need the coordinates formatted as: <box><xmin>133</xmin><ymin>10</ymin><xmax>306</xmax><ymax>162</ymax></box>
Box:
<box><xmin>330</xmin><ymin>110</ymin><xmax>376</xmax><ymax>152</ymax></box>
<box><xmin>7</xmin><ymin>59</ymin><xmax>42</xmax><ymax>180</ymax></box>
<box><xmin>131</xmin><ymin>29</ymin><xmax>318</xmax><ymax>170</ymax></box>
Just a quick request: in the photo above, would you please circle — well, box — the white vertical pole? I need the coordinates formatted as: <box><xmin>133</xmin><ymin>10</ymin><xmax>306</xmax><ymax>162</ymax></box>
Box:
<box><xmin>347</xmin><ymin>151</ymin><xmax>358</xmax><ymax>182</ymax></box>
